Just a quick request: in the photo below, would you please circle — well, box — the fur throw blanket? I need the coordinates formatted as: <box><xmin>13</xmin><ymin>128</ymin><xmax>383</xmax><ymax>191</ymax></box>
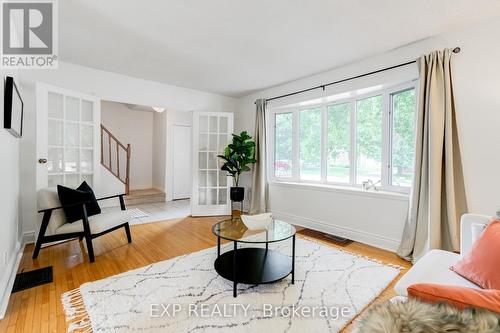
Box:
<box><xmin>356</xmin><ymin>299</ymin><xmax>500</xmax><ymax>333</ymax></box>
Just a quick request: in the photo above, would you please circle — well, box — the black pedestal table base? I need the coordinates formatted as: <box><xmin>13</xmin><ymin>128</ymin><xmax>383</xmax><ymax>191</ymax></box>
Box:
<box><xmin>212</xmin><ymin>219</ymin><xmax>296</xmax><ymax>298</ymax></box>
<box><xmin>214</xmin><ymin>236</ymin><xmax>295</xmax><ymax>297</ymax></box>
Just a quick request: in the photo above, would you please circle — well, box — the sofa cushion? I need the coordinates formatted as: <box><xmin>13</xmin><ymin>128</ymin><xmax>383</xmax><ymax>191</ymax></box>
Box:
<box><xmin>408</xmin><ymin>283</ymin><xmax>500</xmax><ymax>313</ymax></box>
<box><xmin>394</xmin><ymin>249</ymin><xmax>480</xmax><ymax>297</ymax></box>
<box><xmin>451</xmin><ymin>221</ymin><xmax>500</xmax><ymax>289</ymax></box>
<box><xmin>57</xmin><ymin>182</ymin><xmax>101</xmax><ymax>223</ymax></box>
<box><xmin>76</xmin><ymin>181</ymin><xmax>101</xmax><ymax>216</ymax></box>
<box><xmin>55</xmin><ymin>210</ymin><xmax>132</xmax><ymax>235</ymax></box>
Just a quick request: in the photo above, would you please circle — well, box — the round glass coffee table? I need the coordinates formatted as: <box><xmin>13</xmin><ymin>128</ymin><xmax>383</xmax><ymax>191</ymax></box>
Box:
<box><xmin>212</xmin><ymin>218</ymin><xmax>296</xmax><ymax>297</ymax></box>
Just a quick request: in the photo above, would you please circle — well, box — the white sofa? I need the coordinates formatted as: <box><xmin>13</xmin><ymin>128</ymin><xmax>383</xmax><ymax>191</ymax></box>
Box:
<box><xmin>394</xmin><ymin>214</ymin><xmax>493</xmax><ymax>296</ymax></box>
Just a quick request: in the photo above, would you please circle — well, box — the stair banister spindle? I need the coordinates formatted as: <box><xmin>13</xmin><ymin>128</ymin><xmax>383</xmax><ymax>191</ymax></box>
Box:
<box><xmin>100</xmin><ymin>124</ymin><xmax>131</xmax><ymax>195</ymax></box>
<box><xmin>100</xmin><ymin>126</ymin><xmax>104</xmax><ymax>164</ymax></box>
<box><xmin>126</xmin><ymin>144</ymin><xmax>131</xmax><ymax>195</ymax></box>
<box><xmin>108</xmin><ymin>134</ymin><xmax>112</xmax><ymax>171</ymax></box>
<box><xmin>116</xmin><ymin>143</ymin><xmax>120</xmax><ymax>179</ymax></box>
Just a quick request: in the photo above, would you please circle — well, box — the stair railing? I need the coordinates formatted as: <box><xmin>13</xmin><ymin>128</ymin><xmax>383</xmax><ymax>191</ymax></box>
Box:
<box><xmin>100</xmin><ymin>124</ymin><xmax>131</xmax><ymax>194</ymax></box>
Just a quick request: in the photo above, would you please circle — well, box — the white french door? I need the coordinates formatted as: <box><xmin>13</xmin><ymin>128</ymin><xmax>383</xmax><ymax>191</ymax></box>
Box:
<box><xmin>191</xmin><ymin>112</ymin><xmax>233</xmax><ymax>216</ymax></box>
<box><xmin>36</xmin><ymin>83</ymin><xmax>100</xmax><ymax>192</ymax></box>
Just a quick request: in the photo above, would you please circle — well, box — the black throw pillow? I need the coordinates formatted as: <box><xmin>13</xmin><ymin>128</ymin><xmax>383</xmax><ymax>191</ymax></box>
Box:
<box><xmin>57</xmin><ymin>181</ymin><xmax>101</xmax><ymax>223</ymax></box>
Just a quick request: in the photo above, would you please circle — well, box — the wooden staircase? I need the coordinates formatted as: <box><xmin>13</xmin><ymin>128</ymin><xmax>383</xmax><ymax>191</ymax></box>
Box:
<box><xmin>101</xmin><ymin>124</ymin><xmax>131</xmax><ymax>194</ymax></box>
<box><xmin>101</xmin><ymin>125</ymin><xmax>166</xmax><ymax>205</ymax></box>
<box><xmin>124</xmin><ymin>188</ymin><xmax>166</xmax><ymax>206</ymax></box>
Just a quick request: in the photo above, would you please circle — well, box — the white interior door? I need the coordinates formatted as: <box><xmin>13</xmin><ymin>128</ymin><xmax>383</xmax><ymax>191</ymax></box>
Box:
<box><xmin>172</xmin><ymin>124</ymin><xmax>191</xmax><ymax>199</ymax></box>
<box><xmin>36</xmin><ymin>83</ymin><xmax>100</xmax><ymax>192</ymax></box>
<box><xmin>191</xmin><ymin>112</ymin><xmax>233</xmax><ymax>216</ymax></box>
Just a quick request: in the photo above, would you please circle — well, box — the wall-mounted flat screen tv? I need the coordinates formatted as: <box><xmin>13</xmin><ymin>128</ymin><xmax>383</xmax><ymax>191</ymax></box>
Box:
<box><xmin>4</xmin><ymin>76</ymin><xmax>23</xmax><ymax>138</ymax></box>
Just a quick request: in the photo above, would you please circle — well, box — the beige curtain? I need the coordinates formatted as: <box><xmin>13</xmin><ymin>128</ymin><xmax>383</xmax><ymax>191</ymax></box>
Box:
<box><xmin>249</xmin><ymin>99</ymin><xmax>267</xmax><ymax>214</ymax></box>
<box><xmin>397</xmin><ymin>49</ymin><xmax>467</xmax><ymax>263</ymax></box>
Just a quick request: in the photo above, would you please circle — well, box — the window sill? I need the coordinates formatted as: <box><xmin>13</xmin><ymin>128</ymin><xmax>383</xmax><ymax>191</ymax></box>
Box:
<box><xmin>268</xmin><ymin>181</ymin><xmax>409</xmax><ymax>201</ymax></box>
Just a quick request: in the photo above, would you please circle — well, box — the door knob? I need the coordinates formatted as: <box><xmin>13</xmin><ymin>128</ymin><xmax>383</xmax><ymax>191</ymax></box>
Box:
<box><xmin>38</xmin><ymin>158</ymin><xmax>47</xmax><ymax>164</ymax></box>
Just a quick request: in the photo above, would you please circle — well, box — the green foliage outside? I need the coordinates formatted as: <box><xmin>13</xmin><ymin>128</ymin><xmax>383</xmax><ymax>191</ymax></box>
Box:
<box><xmin>327</xmin><ymin>103</ymin><xmax>350</xmax><ymax>165</ymax></box>
<box><xmin>391</xmin><ymin>89</ymin><xmax>416</xmax><ymax>181</ymax></box>
<box><xmin>356</xmin><ymin>95</ymin><xmax>382</xmax><ymax>164</ymax></box>
<box><xmin>299</xmin><ymin>108</ymin><xmax>321</xmax><ymax>169</ymax></box>
<box><xmin>274</xmin><ymin>90</ymin><xmax>415</xmax><ymax>184</ymax></box>
<box><xmin>275</xmin><ymin>113</ymin><xmax>293</xmax><ymax>164</ymax></box>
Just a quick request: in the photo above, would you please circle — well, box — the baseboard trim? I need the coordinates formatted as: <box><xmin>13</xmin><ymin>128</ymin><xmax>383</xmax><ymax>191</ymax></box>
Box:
<box><xmin>270</xmin><ymin>209</ymin><xmax>400</xmax><ymax>252</ymax></box>
<box><xmin>0</xmin><ymin>241</ymin><xmax>24</xmax><ymax>319</ymax></box>
<box><xmin>22</xmin><ymin>231</ymin><xmax>35</xmax><ymax>245</ymax></box>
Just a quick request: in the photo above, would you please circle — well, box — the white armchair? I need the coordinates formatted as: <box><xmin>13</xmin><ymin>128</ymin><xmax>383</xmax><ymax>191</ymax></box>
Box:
<box><xmin>394</xmin><ymin>214</ymin><xmax>493</xmax><ymax>296</ymax></box>
<box><xmin>34</xmin><ymin>188</ymin><xmax>133</xmax><ymax>263</ymax></box>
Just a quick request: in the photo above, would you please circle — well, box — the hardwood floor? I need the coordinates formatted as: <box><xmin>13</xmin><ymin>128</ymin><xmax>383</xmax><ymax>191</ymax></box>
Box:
<box><xmin>0</xmin><ymin>216</ymin><xmax>410</xmax><ymax>333</ymax></box>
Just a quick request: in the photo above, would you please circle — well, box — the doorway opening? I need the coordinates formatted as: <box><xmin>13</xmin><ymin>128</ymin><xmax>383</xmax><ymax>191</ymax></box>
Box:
<box><xmin>100</xmin><ymin>100</ymin><xmax>192</xmax><ymax>223</ymax></box>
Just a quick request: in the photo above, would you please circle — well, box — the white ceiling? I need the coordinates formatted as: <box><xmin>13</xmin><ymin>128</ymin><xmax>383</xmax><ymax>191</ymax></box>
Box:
<box><xmin>60</xmin><ymin>1</ymin><xmax>500</xmax><ymax>97</ymax></box>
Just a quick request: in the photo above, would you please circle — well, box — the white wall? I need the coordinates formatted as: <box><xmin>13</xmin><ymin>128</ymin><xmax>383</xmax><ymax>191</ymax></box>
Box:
<box><xmin>0</xmin><ymin>24</ymin><xmax>23</xmax><ymax>318</ymax></box>
<box><xmin>17</xmin><ymin>61</ymin><xmax>238</xmax><ymax>242</ymax></box>
<box><xmin>0</xmin><ymin>71</ymin><xmax>22</xmax><ymax>318</ymax></box>
<box><xmin>101</xmin><ymin>101</ymin><xmax>154</xmax><ymax>190</ymax></box>
<box><xmin>165</xmin><ymin>110</ymin><xmax>192</xmax><ymax>201</ymax></box>
<box><xmin>270</xmin><ymin>184</ymin><xmax>409</xmax><ymax>250</ymax></box>
<box><xmin>98</xmin><ymin>165</ymin><xmax>126</xmax><ymax>208</ymax></box>
<box><xmin>152</xmin><ymin>111</ymin><xmax>167</xmax><ymax>191</ymax></box>
<box><xmin>443</xmin><ymin>18</ymin><xmax>500</xmax><ymax>217</ymax></box>
<box><xmin>235</xmin><ymin>17</ymin><xmax>500</xmax><ymax>251</ymax></box>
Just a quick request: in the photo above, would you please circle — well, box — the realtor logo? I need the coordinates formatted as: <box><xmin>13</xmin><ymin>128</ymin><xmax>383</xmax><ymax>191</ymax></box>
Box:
<box><xmin>1</xmin><ymin>0</ymin><xmax>58</xmax><ymax>68</ymax></box>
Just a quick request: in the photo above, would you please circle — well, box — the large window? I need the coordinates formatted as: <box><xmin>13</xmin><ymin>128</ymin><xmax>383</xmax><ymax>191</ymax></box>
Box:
<box><xmin>269</xmin><ymin>83</ymin><xmax>417</xmax><ymax>192</ymax></box>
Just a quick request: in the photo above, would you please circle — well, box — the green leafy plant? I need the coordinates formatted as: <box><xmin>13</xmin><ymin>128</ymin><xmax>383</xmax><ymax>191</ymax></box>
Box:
<box><xmin>218</xmin><ymin>131</ymin><xmax>257</xmax><ymax>187</ymax></box>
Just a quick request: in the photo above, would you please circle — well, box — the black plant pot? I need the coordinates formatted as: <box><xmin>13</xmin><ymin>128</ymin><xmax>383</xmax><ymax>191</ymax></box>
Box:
<box><xmin>230</xmin><ymin>187</ymin><xmax>245</xmax><ymax>202</ymax></box>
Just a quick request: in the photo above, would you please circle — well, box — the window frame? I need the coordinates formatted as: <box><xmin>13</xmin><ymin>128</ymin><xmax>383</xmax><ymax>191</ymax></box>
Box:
<box><xmin>267</xmin><ymin>81</ymin><xmax>417</xmax><ymax>194</ymax></box>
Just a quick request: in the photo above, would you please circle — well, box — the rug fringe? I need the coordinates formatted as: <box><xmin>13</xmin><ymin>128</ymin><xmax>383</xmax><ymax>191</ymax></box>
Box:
<box><xmin>61</xmin><ymin>288</ymin><xmax>92</xmax><ymax>333</ymax></box>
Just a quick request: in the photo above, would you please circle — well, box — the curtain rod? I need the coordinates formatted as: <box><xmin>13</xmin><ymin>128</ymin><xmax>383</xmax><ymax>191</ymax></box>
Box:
<box><xmin>259</xmin><ymin>47</ymin><xmax>461</xmax><ymax>104</ymax></box>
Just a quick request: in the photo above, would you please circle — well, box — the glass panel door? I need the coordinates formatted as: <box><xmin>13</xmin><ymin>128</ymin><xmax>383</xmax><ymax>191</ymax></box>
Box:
<box><xmin>191</xmin><ymin>112</ymin><xmax>233</xmax><ymax>216</ymax></box>
<box><xmin>47</xmin><ymin>94</ymin><xmax>97</xmax><ymax>188</ymax></box>
<box><xmin>37</xmin><ymin>83</ymin><xmax>100</xmax><ymax>192</ymax></box>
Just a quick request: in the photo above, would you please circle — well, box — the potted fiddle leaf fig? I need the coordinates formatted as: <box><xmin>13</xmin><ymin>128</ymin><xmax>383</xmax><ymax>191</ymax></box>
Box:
<box><xmin>218</xmin><ymin>131</ymin><xmax>257</xmax><ymax>202</ymax></box>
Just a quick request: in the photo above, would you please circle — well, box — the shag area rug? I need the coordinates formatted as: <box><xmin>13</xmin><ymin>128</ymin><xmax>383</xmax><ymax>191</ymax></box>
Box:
<box><xmin>355</xmin><ymin>298</ymin><xmax>500</xmax><ymax>333</ymax></box>
<box><xmin>62</xmin><ymin>237</ymin><xmax>400</xmax><ymax>332</ymax></box>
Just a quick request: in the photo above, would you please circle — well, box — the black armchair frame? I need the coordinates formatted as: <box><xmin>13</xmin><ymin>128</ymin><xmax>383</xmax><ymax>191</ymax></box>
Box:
<box><xmin>33</xmin><ymin>194</ymin><xmax>132</xmax><ymax>263</ymax></box>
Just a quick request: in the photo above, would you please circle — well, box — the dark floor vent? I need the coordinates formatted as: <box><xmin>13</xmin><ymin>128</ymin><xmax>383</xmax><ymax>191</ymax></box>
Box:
<box><xmin>12</xmin><ymin>266</ymin><xmax>53</xmax><ymax>293</ymax></box>
<box><xmin>322</xmin><ymin>234</ymin><xmax>352</xmax><ymax>245</ymax></box>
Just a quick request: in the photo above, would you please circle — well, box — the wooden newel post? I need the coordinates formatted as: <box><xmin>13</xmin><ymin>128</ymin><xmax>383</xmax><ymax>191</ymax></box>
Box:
<box><xmin>100</xmin><ymin>125</ymin><xmax>104</xmax><ymax>164</ymax></box>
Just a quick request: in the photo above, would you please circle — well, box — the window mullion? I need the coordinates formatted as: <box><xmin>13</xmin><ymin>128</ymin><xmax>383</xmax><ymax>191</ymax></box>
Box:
<box><xmin>320</xmin><ymin>105</ymin><xmax>327</xmax><ymax>183</ymax></box>
<box><xmin>350</xmin><ymin>101</ymin><xmax>356</xmax><ymax>186</ymax></box>
<box><xmin>292</xmin><ymin>109</ymin><xmax>300</xmax><ymax>181</ymax></box>
<box><xmin>381</xmin><ymin>92</ymin><xmax>391</xmax><ymax>189</ymax></box>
